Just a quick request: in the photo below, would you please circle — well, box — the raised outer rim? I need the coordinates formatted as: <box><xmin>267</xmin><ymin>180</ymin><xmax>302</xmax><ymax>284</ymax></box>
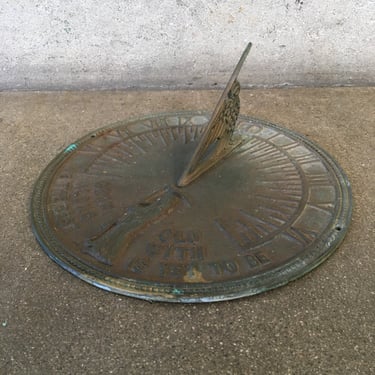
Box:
<box><xmin>30</xmin><ymin>111</ymin><xmax>352</xmax><ymax>303</ymax></box>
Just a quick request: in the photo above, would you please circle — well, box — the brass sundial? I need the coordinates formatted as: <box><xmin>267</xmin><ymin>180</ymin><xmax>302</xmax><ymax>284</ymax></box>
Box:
<box><xmin>31</xmin><ymin>43</ymin><xmax>352</xmax><ymax>302</ymax></box>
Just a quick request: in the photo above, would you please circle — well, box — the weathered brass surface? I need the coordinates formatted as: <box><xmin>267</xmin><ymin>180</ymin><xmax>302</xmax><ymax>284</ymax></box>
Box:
<box><xmin>31</xmin><ymin>111</ymin><xmax>352</xmax><ymax>302</ymax></box>
<box><xmin>31</xmin><ymin>44</ymin><xmax>352</xmax><ymax>302</ymax></box>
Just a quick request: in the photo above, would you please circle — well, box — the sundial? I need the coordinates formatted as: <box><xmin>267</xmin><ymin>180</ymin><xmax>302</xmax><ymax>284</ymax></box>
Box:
<box><xmin>31</xmin><ymin>43</ymin><xmax>352</xmax><ymax>302</ymax></box>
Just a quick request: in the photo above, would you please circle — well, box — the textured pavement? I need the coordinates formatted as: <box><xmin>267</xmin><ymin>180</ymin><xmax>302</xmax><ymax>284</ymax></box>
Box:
<box><xmin>0</xmin><ymin>88</ymin><xmax>374</xmax><ymax>374</ymax></box>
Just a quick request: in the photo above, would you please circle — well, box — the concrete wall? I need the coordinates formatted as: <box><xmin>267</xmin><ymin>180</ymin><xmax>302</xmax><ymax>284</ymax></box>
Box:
<box><xmin>0</xmin><ymin>0</ymin><xmax>374</xmax><ymax>90</ymax></box>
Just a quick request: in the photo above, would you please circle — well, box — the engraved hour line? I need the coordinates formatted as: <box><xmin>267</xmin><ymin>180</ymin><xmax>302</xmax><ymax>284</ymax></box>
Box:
<box><xmin>249</xmin><ymin>143</ymin><xmax>281</xmax><ymax>156</ymax></box>
<box><xmin>255</xmin><ymin>197</ymin><xmax>300</xmax><ymax>215</ymax></box>
<box><xmin>255</xmin><ymin>193</ymin><xmax>302</xmax><ymax>204</ymax></box>
<box><xmin>258</xmin><ymin>161</ymin><xmax>296</xmax><ymax>173</ymax></box>
<box><xmin>81</xmin><ymin>124</ymin><xmax>210</xmax><ymax>179</ymax></box>
<box><xmin>260</xmin><ymin>176</ymin><xmax>301</xmax><ymax>183</ymax></box>
<box><xmin>215</xmin><ymin>213</ymin><xmax>277</xmax><ymax>249</ymax></box>
<box><xmin>275</xmin><ymin>199</ymin><xmax>300</xmax><ymax>209</ymax></box>
<box><xmin>245</xmin><ymin>139</ymin><xmax>325</xmax><ymax>177</ymax></box>
<box><xmin>157</xmin><ymin>129</ymin><xmax>168</xmax><ymax>146</ymax></box>
<box><xmin>258</xmin><ymin>181</ymin><xmax>302</xmax><ymax>188</ymax></box>
<box><xmin>164</xmin><ymin>128</ymin><xmax>177</xmax><ymax>144</ymax></box>
<box><xmin>265</xmin><ymin>215</ymin><xmax>287</xmax><ymax>226</ymax></box>
<box><xmin>191</xmin><ymin>125</ymin><xmax>199</xmax><ymax>141</ymax></box>
<box><xmin>258</xmin><ymin>183</ymin><xmax>302</xmax><ymax>192</ymax></box>
<box><xmin>184</xmin><ymin>126</ymin><xmax>192</xmax><ymax>142</ymax></box>
<box><xmin>86</xmin><ymin>157</ymin><xmax>130</xmax><ymax>175</ymax></box>
<box><xmin>259</xmin><ymin>132</ymin><xmax>281</xmax><ymax>141</ymax></box>
<box><xmin>306</xmin><ymin>173</ymin><xmax>332</xmax><ymax>186</ymax></box>
<box><xmin>259</xmin><ymin>169</ymin><xmax>301</xmax><ymax>176</ymax></box>
<box><xmin>307</xmin><ymin>202</ymin><xmax>335</xmax><ymax>214</ymax></box>
<box><xmin>258</xmin><ymin>182</ymin><xmax>302</xmax><ymax>189</ymax></box>
<box><xmin>256</xmin><ymin>161</ymin><xmax>299</xmax><ymax>173</ymax></box>
<box><xmin>111</xmin><ymin>145</ymin><xmax>134</xmax><ymax>160</ymax></box>
<box><xmin>255</xmin><ymin>194</ymin><xmax>301</xmax><ymax>204</ymax></box>
<box><xmin>246</xmin><ymin>137</ymin><xmax>275</xmax><ymax>150</ymax></box>
<box><xmin>238</xmin><ymin>138</ymin><xmax>264</xmax><ymax>152</ymax></box>
<box><xmin>254</xmin><ymin>151</ymin><xmax>292</xmax><ymax>163</ymax></box>
<box><xmin>293</xmin><ymin>153</ymin><xmax>320</xmax><ymax>164</ymax></box>
<box><xmin>256</xmin><ymin>215</ymin><xmax>286</xmax><ymax>227</ymax></box>
<box><xmin>170</xmin><ymin>127</ymin><xmax>181</xmax><ymax>143</ymax></box>
<box><xmin>237</xmin><ymin>147</ymin><xmax>281</xmax><ymax>162</ymax></box>
<box><xmin>148</xmin><ymin>129</ymin><xmax>162</xmax><ymax>142</ymax></box>
<box><xmin>245</xmin><ymin>137</ymin><xmax>265</xmax><ymax>147</ymax></box>
<box><xmin>262</xmin><ymin>180</ymin><xmax>302</xmax><ymax>187</ymax></box>
<box><xmin>247</xmin><ymin>144</ymin><xmax>279</xmax><ymax>159</ymax></box>
<box><xmin>258</xmin><ymin>170</ymin><xmax>300</xmax><ymax>180</ymax></box>
<box><xmin>78</xmin><ymin>142</ymin><xmax>107</xmax><ymax>156</ymax></box>
<box><xmin>281</xmin><ymin>142</ymin><xmax>303</xmax><ymax>151</ymax></box>
<box><xmin>157</xmin><ymin>128</ymin><xmax>174</xmax><ymax>146</ymax></box>
<box><xmin>119</xmin><ymin>139</ymin><xmax>141</xmax><ymax>154</ymax></box>
<box><xmin>85</xmin><ymin>125</ymin><xmax>205</xmax><ymax>176</ymax></box>
<box><xmin>239</xmin><ymin>209</ymin><xmax>279</xmax><ymax>233</ymax></box>
<box><xmin>256</xmin><ymin>180</ymin><xmax>302</xmax><ymax>190</ymax></box>
<box><xmin>134</xmin><ymin>133</ymin><xmax>153</xmax><ymax>150</ymax></box>
<box><xmin>259</xmin><ymin>188</ymin><xmax>302</xmax><ymax>196</ymax></box>
<box><xmin>143</xmin><ymin>132</ymin><xmax>157</xmax><ymax>147</ymax></box>
<box><xmin>99</xmin><ymin>153</ymin><xmax>124</xmax><ymax>164</ymax></box>
<box><xmin>258</xmin><ymin>171</ymin><xmax>301</xmax><ymax>181</ymax></box>
<box><xmin>102</xmin><ymin>132</ymin><xmax>125</xmax><ymax>144</ymax></box>
<box><xmin>183</xmin><ymin>125</ymin><xmax>189</xmax><ymax>144</ymax></box>
<box><xmin>83</xmin><ymin>169</ymin><xmax>127</xmax><ymax>180</ymax></box>
<box><xmin>128</xmin><ymin>136</ymin><xmax>147</xmax><ymax>154</ymax></box>
<box><xmin>285</xmin><ymin>226</ymin><xmax>318</xmax><ymax>246</ymax></box>
<box><xmin>166</xmin><ymin>127</ymin><xmax>180</xmax><ymax>143</ymax></box>
<box><xmin>258</xmin><ymin>176</ymin><xmax>302</xmax><ymax>184</ymax></box>
<box><xmin>138</xmin><ymin>132</ymin><xmax>154</xmax><ymax>146</ymax></box>
<box><xmin>254</xmin><ymin>155</ymin><xmax>290</xmax><ymax>167</ymax></box>
<box><xmin>215</xmin><ymin>219</ymin><xmax>259</xmax><ymax>245</ymax></box>
<box><xmin>215</xmin><ymin>202</ymin><xmax>297</xmax><ymax>250</ymax></box>
<box><xmin>258</xmin><ymin>205</ymin><xmax>294</xmax><ymax>218</ymax></box>
<box><xmin>170</xmin><ymin>127</ymin><xmax>178</xmax><ymax>141</ymax></box>
<box><xmin>83</xmin><ymin>143</ymin><xmax>135</xmax><ymax>172</ymax></box>
<box><xmin>248</xmin><ymin>149</ymin><xmax>292</xmax><ymax>164</ymax></box>
<box><xmin>93</xmin><ymin>133</ymin><xmax>154</xmax><ymax>165</ymax></box>
<box><xmin>276</xmin><ymin>205</ymin><xmax>300</xmax><ymax>217</ymax></box>
<box><xmin>258</xmin><ymin>187</ymin><xmax>302</xmax><ymax>199</ymax></box>
<box><xmin>261</xmin><ymin>193</ymin><xmax>303</xmax><ymax>202</ymax></box>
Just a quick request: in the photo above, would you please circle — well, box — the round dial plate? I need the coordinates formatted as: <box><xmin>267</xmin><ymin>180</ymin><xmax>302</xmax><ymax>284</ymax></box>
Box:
<box><xmin>31</xmin><ymin>112</ymin><xmax>352</xmax><ymax>302</ymax></box>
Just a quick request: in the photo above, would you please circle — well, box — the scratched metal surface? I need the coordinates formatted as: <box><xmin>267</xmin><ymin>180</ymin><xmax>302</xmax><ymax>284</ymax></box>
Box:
<box><xmin>30</xmin><ymin>112</ymin><xmax>352</xmax><ymax>302</ymax></box>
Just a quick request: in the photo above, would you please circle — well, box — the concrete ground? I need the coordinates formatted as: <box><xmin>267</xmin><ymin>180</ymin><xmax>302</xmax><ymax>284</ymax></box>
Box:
<box><xmin>0</xmin><ymin>88</ymin><xmax>374</xmax><ymax>374</ymax></box>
